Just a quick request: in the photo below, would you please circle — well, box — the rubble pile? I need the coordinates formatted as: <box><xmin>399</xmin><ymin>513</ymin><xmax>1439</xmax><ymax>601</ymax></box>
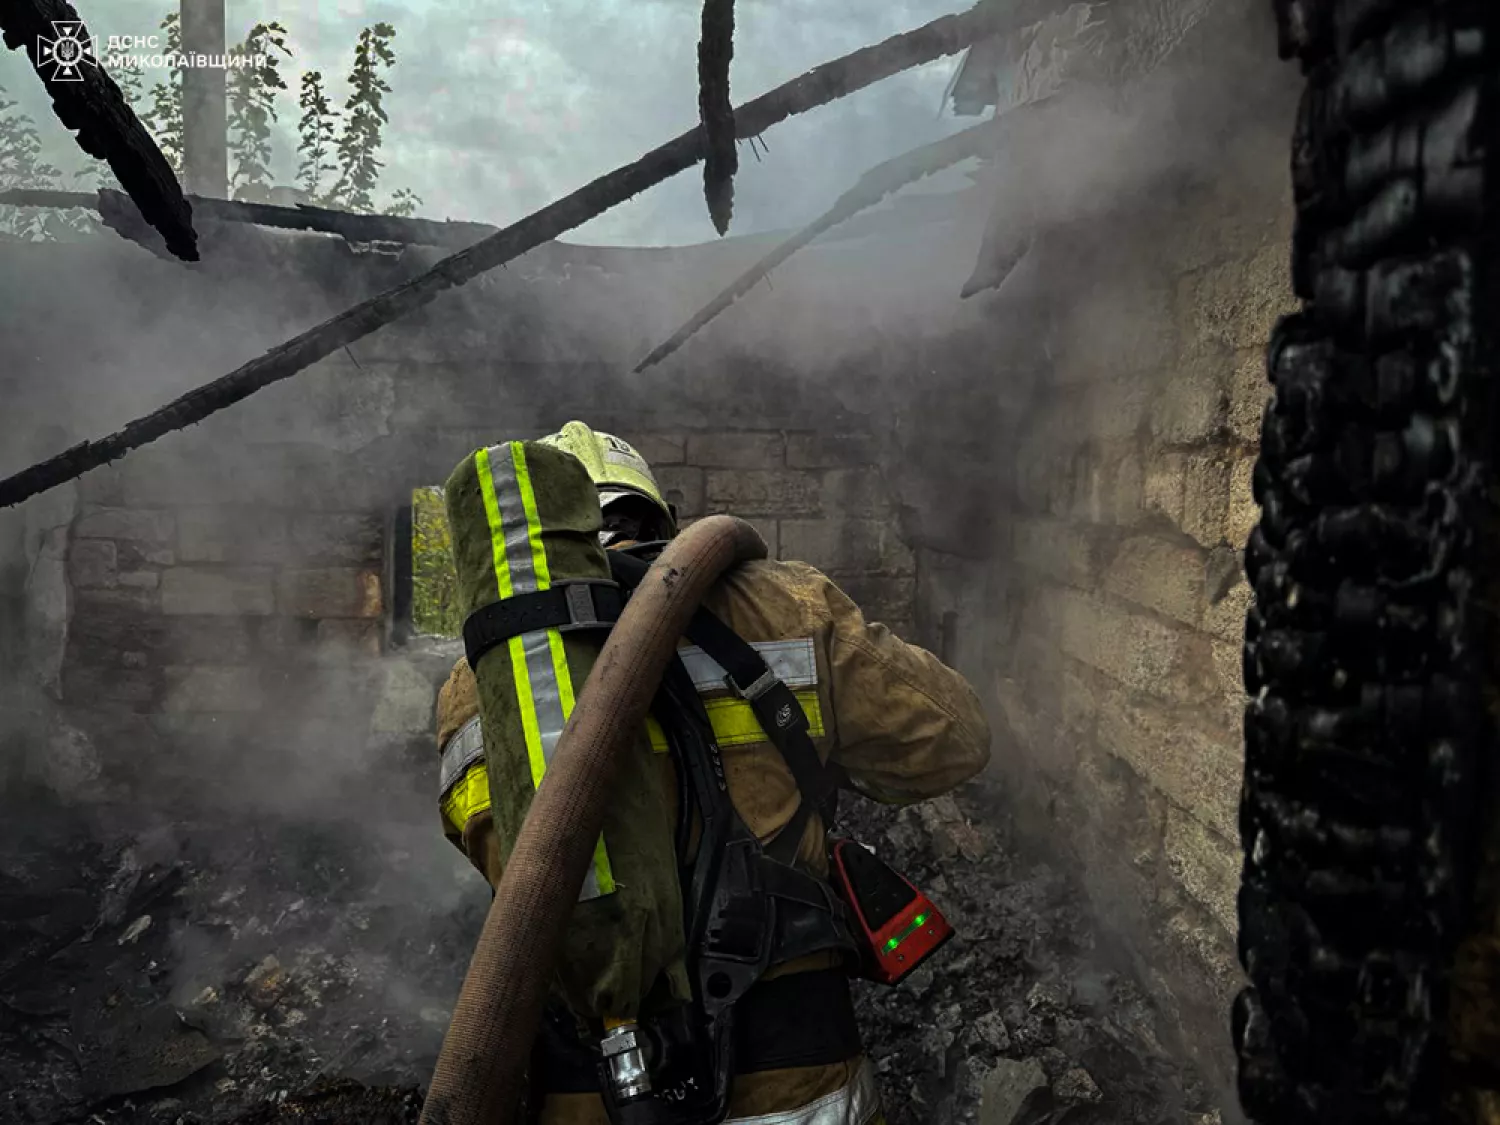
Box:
<box><xmin>0</xmin><ymin>794</ymin><xmax>482</xmax><ymax>1125</ymax></box>
<box><xmin>841</xmin><ymin>784</ymin><xmax>1220</xmax><ymax>1125</ymax></box>
<box><xmin>1</xmin><ymin>773</ymin><xmax>1216</xmax><ymax>1124</ymax></box>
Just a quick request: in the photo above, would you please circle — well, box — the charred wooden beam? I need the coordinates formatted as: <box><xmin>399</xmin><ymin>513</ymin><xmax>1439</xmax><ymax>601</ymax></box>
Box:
<box><xmin>0</xmin><ymin>0</ymin><xmax>1019</xmax><ymax>510</ymax></box>
<box><xmin>0</xmin><ymin>0</ymin><xmax>197</xmax><ymax>260</ymax></box>
<box><xmin>0</xmin><ymin>187</ymin><xmax>497</xmax><ymax>250</ymax></box>
<box><xmin>698</xmin><ymin>0</ymin><xmax>737</xmax><ymax>234</ymax></box>
<box><xmin>635</xmin><ymin>117</ymin><xmax>1003</xmax><ymax>372</ymax></box>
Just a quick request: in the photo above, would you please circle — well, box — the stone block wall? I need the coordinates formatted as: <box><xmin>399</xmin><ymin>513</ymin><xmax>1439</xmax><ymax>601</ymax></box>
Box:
<box><xmin>49</xmin><ymin>419</ymin><xmax>906</xmax><ymax>808</ymax></box>
<box><xmin>957</xmin><ymin>170</ymin><xmax>1298</xmax><ymax>1091</ymax></box>
<box><xmin>0</xmin><ymin>224</ymin><xmax>957</xmax><ymax>810</ymax></box>
<box><xmin>665</xmin><ymin>430</ymin><xmax>915</xmax><ymax>636</ymax></box>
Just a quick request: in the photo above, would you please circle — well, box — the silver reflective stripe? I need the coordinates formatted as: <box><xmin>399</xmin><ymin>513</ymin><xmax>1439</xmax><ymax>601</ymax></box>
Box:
<box><xmin>724</xmin><ymin>1059</ymin><xmax>880</xmax><ymax>1125</ymax></box>
<box><xmin>485</xmin><ymin>444</ymin><xmax>606</xmax><ymax>902</ymax></box>
<box><xmin>677</xmin><ymin>637</ymin><xmax>818</xmax><ymax>693</ymax></box>
<box><xmin>439</xmin><ymin>716</ymin><xmax>485</xmax><ymax>797</ymax></box>
<box><xmin>603</xmin><ymin>447</ymin><xmax>654</xmax><ymax>478</ymax></box>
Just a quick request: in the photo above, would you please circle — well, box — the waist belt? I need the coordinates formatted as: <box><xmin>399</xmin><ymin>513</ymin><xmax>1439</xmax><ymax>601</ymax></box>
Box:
<box><xmin>532</xmin><ymin>969</ymin><xmax>863</xmax><ymax>1095</ymax></box>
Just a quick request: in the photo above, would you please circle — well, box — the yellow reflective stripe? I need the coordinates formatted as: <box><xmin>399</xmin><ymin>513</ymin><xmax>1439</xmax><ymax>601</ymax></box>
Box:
<box><xmin>544</xmin><ymin>630</ymin><xmax>576</xmax><ymax>785</ymax></box>
<box><xmin>550</xmin><ymin>632</ymin><xmax>576</xmax><ymax>715</ymax></box>
<box><xmin>478</xmin><ymin>445</ymin><xmax>550</xmax><ymax>788</ymax></box>
<box><xmin>645</xmin><ymin>714</ymin><xmax>667</xmax><ymax>751</ymax></box>
<box><xmin>475</xmin><ymin>446</ymin><xmax>514</xmax><ymax>600</ymax></box>
<box><xmin>645</xmin><ymin>690</ymin><xmax>825</xmax><ymax>751</ymax></box>
<box><xmin>441</xmin><ymin>763</ymin><xmax>492</xmax><ymax>836</ymax></box>
<box><xmin>489</xmin><ymin>445</ymin><xmax>549</xmax><ymax>788</ymax></box>
<box><xmin>513</xmin><ymin>444</ymin><xmax>552</xmax><ymax>587</ymax></box>
<box><xmin>550</xmin><ymin>631</ymin><xmax>614</xmax><ymax>892</ymax></box>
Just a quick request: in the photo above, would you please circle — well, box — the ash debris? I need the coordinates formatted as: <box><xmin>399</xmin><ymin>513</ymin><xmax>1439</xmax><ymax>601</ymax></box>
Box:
<box><xmin>0</xmin><ymin>793</ymin><xmax>481</xmax><ymax>1125</ymax></box>
<box><xmin>842</xmin><ymin>779</ymin><xmax>1221</xmax><ymax>1125</ymax></box>
<box><xmin>1</xmin><ymin>771</ymin><xmax>1215</xmax><ymax>1124</ymax></box>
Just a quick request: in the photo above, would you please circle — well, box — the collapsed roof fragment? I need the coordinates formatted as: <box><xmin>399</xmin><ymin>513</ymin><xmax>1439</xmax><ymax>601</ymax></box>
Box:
<box><xmin>636</xmin><ymin>0</ymin><xmax>1240</xmax><ymax>369</ymax></box>
<box><xmin>0</xmin><ymin>0</ymin><xmax>197</xmax><ymax>260</ymax></box>
<box><xmin>0</xmin><ymin>0</ymin><xmax>1018</xmax><ymax>512</ymax></box>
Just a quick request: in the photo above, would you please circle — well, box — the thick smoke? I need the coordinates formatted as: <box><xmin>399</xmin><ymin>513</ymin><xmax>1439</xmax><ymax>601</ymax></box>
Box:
<box><xmin>0</xmin><ymin>0</ymin><xmax>1289</xmax><ymax>1120</ymax></box>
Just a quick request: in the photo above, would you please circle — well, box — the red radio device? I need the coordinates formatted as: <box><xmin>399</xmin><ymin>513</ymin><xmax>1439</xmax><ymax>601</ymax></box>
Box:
<box><xmin>828</xmin><ymin>837</ymin><xmax>954</xmax><ymax>986</ymax></box>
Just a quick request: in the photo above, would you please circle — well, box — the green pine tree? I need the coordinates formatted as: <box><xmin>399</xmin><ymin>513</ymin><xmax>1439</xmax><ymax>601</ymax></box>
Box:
<box><xmin>138</xmin><ymin>11</ymin><xmax>183</xmax><ymax>174</ymax></box>
<box><xmin>24</xmin><ymin>10</ymin><xmax>419</xmax><ymax>218</ymax></box>
<box><xmin>383</xmin><ymin>186</ymin><xmax>421</xmax><ymax>217</ymax></box>
<box><xmin>113</xmin><ymin>60</ymin><xmax>147</xmax><ymax>110</ymax></box>
<box><xmin>227</xmin><ymin>21</ymin><xmax>292</xmax><ymax>203</ymax></box>
<box><xmin>410</xmin><ymin>486</ymin><xmax>462</xmax><ymax>637</ymax></box>
<box><xmin>295</xmin><ymin>70</ymin><xmax>338</xmax><ymax>203</ymax></box>
<box><xmin>0</xmin><ymin>85</ymin><xmax>93</xmax><ymax>240</ymax></box>
<box><xmin>330</xmin><ymin>23</ymin><xmax>397</xmax><ymax>213</ymax></box>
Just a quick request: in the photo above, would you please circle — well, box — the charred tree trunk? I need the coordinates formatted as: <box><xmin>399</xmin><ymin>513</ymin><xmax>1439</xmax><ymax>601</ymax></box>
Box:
<box><xmin>0</xmin><ymin>188</ymin><xmax>498</xmax><ymax>254</ymax></box>
<box><xmin>1236</xmin><ymin>2</ymin><xmax>1499</xmax><ymax>1123</ymax></box>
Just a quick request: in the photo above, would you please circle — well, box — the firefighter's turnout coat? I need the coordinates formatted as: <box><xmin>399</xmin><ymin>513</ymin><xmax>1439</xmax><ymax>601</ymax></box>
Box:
<box><xmin>436</xmin><ymin>541</ymin><xmax>991</xmax><ymax>1125</ymax></box>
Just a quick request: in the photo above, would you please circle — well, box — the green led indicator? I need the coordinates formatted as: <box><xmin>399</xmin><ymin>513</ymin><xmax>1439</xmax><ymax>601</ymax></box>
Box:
<box><xmin>883</xmin><ymin>912</ymin><xmax>929</xmax><ymax>954</ymax></box>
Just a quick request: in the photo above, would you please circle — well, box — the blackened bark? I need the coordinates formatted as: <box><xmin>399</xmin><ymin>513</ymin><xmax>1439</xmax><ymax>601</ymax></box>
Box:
<box><xmin>0</xmin><ymin>187</ymin><xmax>497</xmax><ymax>252</ymax></box>
<box><xmin>1235</xmin><ymin>2</ymin><xmax>1500</xmax><ymax>1122</ymax></box>
<box><xmin>698</xmin><ymin>0</ymin><xmax>737</xmax><ymax>235</ymax></box>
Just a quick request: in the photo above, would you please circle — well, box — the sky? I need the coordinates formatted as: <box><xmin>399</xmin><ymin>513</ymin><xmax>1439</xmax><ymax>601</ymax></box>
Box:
<box><xmin>0</xmin><ymin>0</ymin><xmax>987</xmax><ymax>246</ymax></box>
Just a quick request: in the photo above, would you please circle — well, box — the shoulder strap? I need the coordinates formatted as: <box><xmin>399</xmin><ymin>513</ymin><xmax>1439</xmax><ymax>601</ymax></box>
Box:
<box><xmin>608</xmin><ymin>552</ymin><xmax>834</xmax><ymax>867</ymax></box>
<box><xmin>679</xmin><ymin>608</ymin><xmax>835</xmax><ymax>865</ymax></box>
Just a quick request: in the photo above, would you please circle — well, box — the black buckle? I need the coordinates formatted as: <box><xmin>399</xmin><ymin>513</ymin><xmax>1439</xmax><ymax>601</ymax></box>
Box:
<box><xmin>557</xmin><ymin>579</ymin><xmax>619</xmax><ymax>631</ymax></box>
<box><xmin>725</xmin><ymin>667</ymin><xmax>779</xmax><ymax>702</ymax></box>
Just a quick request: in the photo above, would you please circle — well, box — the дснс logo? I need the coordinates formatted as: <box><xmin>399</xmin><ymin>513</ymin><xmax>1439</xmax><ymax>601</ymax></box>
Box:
<box><xmin>37</xmin><ymin>21</ymin><xmax>98</xmax><ymax>82</ymax></box>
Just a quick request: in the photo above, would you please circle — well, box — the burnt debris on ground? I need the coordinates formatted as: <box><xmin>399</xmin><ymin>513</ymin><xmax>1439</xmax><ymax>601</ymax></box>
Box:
<box><xmin>1</xmin><ymin>773</ymin><xmax>1214</xmax><ymax>1124</ymax></box>
<box><xmin>841</xmin><ymin>786</ymin><xmax>1220</xmax><ymax>1125</ymax></box>
<box><xmin>0</xmin><ymin>792</ymin><xmax>483</xmax><ymax>1125</ymax></box>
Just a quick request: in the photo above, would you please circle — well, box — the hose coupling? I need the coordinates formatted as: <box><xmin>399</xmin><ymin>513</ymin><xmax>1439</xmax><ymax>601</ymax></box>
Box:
<box><xmin>601</xmin><ymin>1021</ymin><xmax>652</xmax><ymax>1101</ymax></box>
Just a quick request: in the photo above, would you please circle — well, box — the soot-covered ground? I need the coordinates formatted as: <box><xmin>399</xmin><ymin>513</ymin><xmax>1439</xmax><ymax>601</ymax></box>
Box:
<box><xmin>0</xmin><ymin>773</ymin><xmax>1218</xmax><ymax>1124</ymax></box>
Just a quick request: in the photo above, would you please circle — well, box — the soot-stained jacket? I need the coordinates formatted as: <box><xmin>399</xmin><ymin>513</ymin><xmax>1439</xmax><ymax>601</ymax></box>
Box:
<box><xmin>434</xmin><ymin>555</ymin><xmax>992</xmax><ymax>1124</ymax></box>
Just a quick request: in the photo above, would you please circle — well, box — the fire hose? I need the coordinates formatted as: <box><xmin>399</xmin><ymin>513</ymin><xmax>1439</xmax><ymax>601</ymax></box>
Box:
<box><xmin>418</xmin><ymin>514</ymin><xmax>768</xmax><ymax>1125</ymax></box>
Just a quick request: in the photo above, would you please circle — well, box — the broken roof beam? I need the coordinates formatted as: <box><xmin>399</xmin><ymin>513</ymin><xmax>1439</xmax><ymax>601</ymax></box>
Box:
<box><xmin>636</xmin><ymin>116</ymin><xmax>1006</xmax><ymax>372</ymax></box>
<box><xmin>0</xmin><ymin>0</ymin><xmax>1023</xmax><ymax>510</ymax></box>
<box><xmin>947</xmin><ymin>0</ymin><xmax>1082</xmax><ymax>115</ymax></box>
<box><xmin>698</xmin><ymin>0</ymin><xmax>738</xmax><ymax>234</ymax></box>
<box><xmin>0</xmin><ymin>0</ymin><xmax>197</xmax><ymax>259</ymax></box>
<box><xmin>0</xmin><ymin>187</ymin><xmax>498</xmax><ymax>250</ymax></box>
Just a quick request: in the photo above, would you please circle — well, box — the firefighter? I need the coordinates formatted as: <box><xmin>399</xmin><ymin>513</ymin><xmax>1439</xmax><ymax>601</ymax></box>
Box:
<box><xmin>435</xmin><ymin>421</ymin><xmax>991</xmax><ymax>1125</ymax></box>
